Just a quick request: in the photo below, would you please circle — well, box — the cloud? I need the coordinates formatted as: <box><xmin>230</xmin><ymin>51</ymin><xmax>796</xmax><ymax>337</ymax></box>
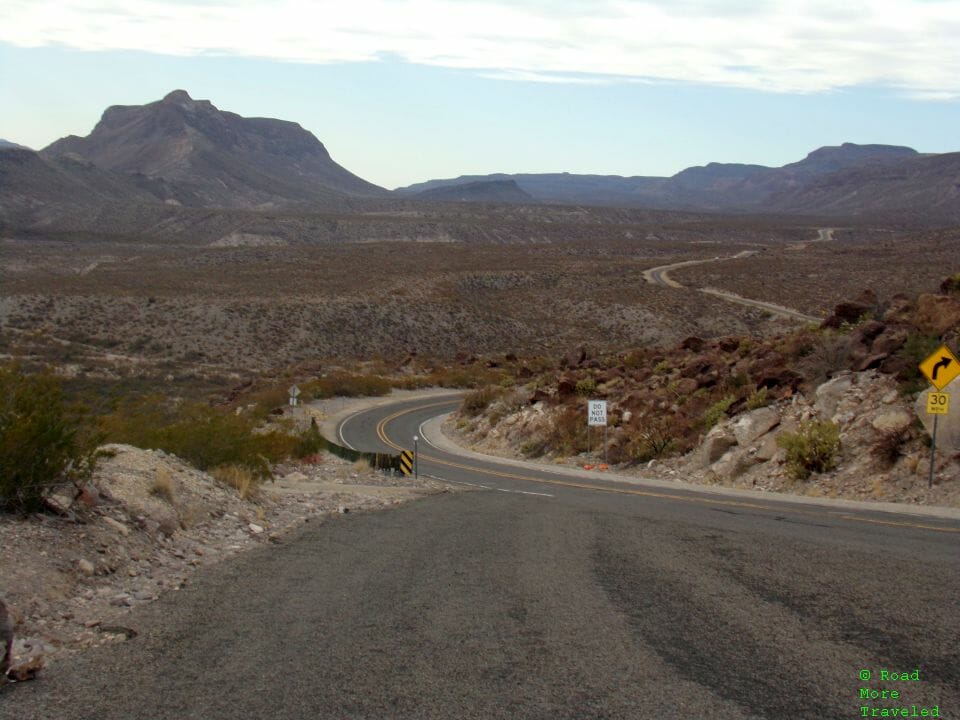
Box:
<box><xmin>2</xmin><ymin>0</ymin><xmax>959</xmax><ymax>98</ymax></box>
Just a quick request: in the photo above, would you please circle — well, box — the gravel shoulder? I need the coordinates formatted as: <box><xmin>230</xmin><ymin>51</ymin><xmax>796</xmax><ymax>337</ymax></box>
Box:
<box><xmin>0</xmin><ymin>392</ymin><xmax>460</xmax><ymax>677</ymax></box>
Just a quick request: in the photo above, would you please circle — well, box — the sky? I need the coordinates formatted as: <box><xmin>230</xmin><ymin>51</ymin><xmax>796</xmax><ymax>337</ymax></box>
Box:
<box><xmin>1</xmin><ymin>0</ymin><xmax>959</xmax><ymax>189</ymax></box>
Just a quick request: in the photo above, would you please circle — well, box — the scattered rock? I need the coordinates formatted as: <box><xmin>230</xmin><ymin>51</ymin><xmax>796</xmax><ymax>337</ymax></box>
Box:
<box><xmin>103</xmin><ymin>517</ymin><xmax>130</xmax><ymax>537</ymax></box>
<box><xmin>77</xmin><ymin>559</ymin><xmax>96</xmax><ymax>577</ymax></box>
<box><xmin>870</xmin><ymin>409</ymin><xmax>913</xmax><ymax>435</ymax></box>
<box><xmin>248</xmin><ymin>523</ymin><xmax>264</xmax><ymax>535</ymax></box>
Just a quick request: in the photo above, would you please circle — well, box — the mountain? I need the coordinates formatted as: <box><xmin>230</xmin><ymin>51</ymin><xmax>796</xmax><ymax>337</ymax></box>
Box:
<box><xmin>769</xmin><ymin>151</ymin><xmax>960</xmax><ymax>223</ymax></box>
<box><xmin>0</xmin><ymin>139</ymin><xmax>31</xmax><ymax>151</ymax></box>
<box><xmin>395</xmin><ymin>143</ymin><xmax>937</xmax><ymax>216</ymax></box>
<box><xmin>42</xmin><ymin>90</ymin><xmax>387</xmax><ymax>208</ymax></box>
<box><xmin>414</xmin><ymin>179</ymin><xmax>536</xmax><ymax>203</ymax></box>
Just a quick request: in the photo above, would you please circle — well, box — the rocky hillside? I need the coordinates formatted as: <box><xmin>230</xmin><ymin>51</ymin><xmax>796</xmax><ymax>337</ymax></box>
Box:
<box><xmin>41</xmin><ymin>90</ymin><xmax>388</xmax><ymax>208</ymax></box>
<box><xmin>451</xmin><ymin>282</ymin><xmax>960</xmax><ymax>508</ymax></box>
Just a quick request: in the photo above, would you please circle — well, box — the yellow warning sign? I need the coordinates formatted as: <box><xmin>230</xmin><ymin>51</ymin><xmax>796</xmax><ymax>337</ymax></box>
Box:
<box><xmin>926</xmin><ymin>392</ymin><xmax>950</xmax><ymax>415</ymax></box>
<box><xmin>399</xmin><ymin>450</ymin><xmax>414</xmax><ymax>476</ymax></box>
<box><xmin>919</xmin><ymin>345</ymin><xmax>960</xmax><ymax>391</ymax></box>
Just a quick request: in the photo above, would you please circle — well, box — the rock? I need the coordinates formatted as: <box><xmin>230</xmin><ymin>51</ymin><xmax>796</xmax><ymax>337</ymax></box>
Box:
<box><xmin>755</xmin><ymin>434</ymin><xmax>780</xmax><ymax>462</ymax></box>
<box><xmin>822</xmin><ymin>301</ymin><xmax>872</xmax><ymax>329</ymax></box>
<box><xmin>914</xmin><ymin>376</ymin><xmax>960</xmax><ymax>454</ymax></box>
<box><xmin>248</xmin><ymin>523</ymin><xmax>264</xmax><ymax>534</ymax></box>
<box><xmin>914</xmin><ymin>294</ymin><xmax>960</xmax><ymax>335</ymax></box>
<box><xmin>712</xmin><ymin>448</ymin><xmax>756</xmax><ymax>481</ymax></box>
<box><xmin>77</xmin><ymin>559</ymin><xmax>96</xmax><ymax>577</ymax></box>
<box><xmin>680</xmin><ymin>336</ymin><xmax>704</xmax><ymax>352</ymax></box>
<box><xmin>871</xmin><ymin>328</ymin><xmax>907</xmax><ymax>356</ymax></box>
<box><xmin>699</xmin><ymin>426</ymin><xmax>738</xmax><ymax>466</ymax></box>
<box><xmin>283</xmin><ymin>471</ymin><xmax>309</xmax><ymax>483</ymax></box>
<box><xmin>733</xmin><ymin>407</ymin><xmax>780</xmax><ymax>446</ymax></box>
<box><xmin>815</xmin><ymin>375</ymin><xmax>853</xmax><ymax>418</ymax></box>
<box><xmin>338</xmin><ymin>506</ymin><xmax>350</xmax><ymax>514</ymax></box>
<box><xmin>103</xmin><ymin>517</ymin><xmax>130</xmax><ymax>537</ymax></box>
<box><xmin>870</xmin><ymin>409</ymin><xmax>913</xmax><ymax>434</ymax></box>
<box><xmin>882</xmin><ymin>390</ymin><xmax>899</xmax><ymax>404</ymax></box>
<box><xmin>856</xmin><ymin>353</ymin><xmax>889</xmax><ymax>372</ymax></box>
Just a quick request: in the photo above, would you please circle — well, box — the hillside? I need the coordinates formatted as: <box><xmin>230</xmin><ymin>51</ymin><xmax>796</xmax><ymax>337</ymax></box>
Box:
<box><xmin>42</xmin><ymin>90</ymin><xmax>387</xmax><ymax>208</ymax></box>
<box><xmin>413</xmin><ymin>179</ymin><xmax>535</xmax><ymax>203</ymax></box>
<box><xmin>395</xmin><ymin>143</ymin><xmax>957</xmax><ymax>223</ymax></box>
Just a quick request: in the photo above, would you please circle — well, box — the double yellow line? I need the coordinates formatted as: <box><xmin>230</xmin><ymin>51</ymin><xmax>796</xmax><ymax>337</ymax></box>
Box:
<box><xmin>372</xmin><ymin>400</ymin><xmax>960</xmax><ymax>534</ymax></box>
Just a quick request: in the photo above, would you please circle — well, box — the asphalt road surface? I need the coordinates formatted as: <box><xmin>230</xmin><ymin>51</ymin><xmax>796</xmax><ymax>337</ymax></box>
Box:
<box><xmin>10</xmin><ymin>394</ymin><xmax>960</xmax><ymax>719</ymax></box>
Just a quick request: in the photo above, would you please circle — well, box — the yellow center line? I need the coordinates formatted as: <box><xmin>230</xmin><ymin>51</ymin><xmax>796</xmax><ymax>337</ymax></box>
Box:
<box><xmin>373</xmin><ymin>401</ymin><xmax>960</xmax><ymax>535</ymax></box>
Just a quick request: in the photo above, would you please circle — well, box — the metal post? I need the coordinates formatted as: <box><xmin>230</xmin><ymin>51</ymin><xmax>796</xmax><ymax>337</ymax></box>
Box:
<box><xmin>413</xmin><ymin>435</ymin><xmax>419</xmax><ymax>480</ymax></box>
<box><xmin>603</xmin><ymin>425</ymin><xmax>608</xmax><ymax>466</ymax></box>
<box><xmin>928</xmin><ymin>414</ymin><xmax>938</xmax><ymax>489</ymax></box>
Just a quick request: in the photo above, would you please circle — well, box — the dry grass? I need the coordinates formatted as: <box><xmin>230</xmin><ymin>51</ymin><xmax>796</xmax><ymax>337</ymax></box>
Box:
<box><xmin>211</xmin><ymin>465</ymin><xmax>259</xmax><ymax>501</ymax></box>
<box><xmin>150</xmin><ymin>468</ymin><xmax>176</xmax><ymax>504</ymax></box>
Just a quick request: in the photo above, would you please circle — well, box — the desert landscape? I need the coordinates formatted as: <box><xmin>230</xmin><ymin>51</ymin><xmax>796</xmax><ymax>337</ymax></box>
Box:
<box><xmin>2</xmin><ymin>85</ymin><xmax>959</xmax><ymax>714</ymax></box>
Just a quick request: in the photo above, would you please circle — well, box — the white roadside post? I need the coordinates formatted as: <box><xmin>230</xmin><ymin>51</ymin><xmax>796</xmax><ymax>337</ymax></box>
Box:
<box><xmin>413</xmin><ymin>435</ymin><xmax>419</xmax><ymax>480</ymax></box>
<box><xmin>288</xmin><ymin>384</ymin><xmax>301</xmax><ymax>407</ymax></box>
<box><xmin>587</xmin><ymin>400</ymin><xmax>608</xmax><ymax>465</ymax></box>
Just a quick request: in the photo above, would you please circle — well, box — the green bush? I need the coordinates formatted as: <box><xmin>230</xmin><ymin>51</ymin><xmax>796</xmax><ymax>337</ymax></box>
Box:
<box><xmin>99</xmin><ymin>397</ymin><xmax>300</xmax><ymax>479</ymax></box>
<box><xmin>0</xmin><ymin>365</ymin><xmax>102</xmax><ymax>513</ymax></box>
<box><xmin>575</xmin><ymin>378</ymin><xmax>597</xmax><ymax>396</ymax></box>
<box><xmin>777</xmin><ymin>420</ymin><xmax>841</xmax><ymax>480</ymax></box>
<box><xmin>746</xmin><ymin>387</ymin><xmax>771</xmax><ymax>410</ymax></box>
<box><xmin>461</xmin><ymin>386</ymin><xmax>500</xmax><ymax>417</ymax></box>
<box><xmin>702</xmin><ymin>395</ymin><xmax>735</xmax><ymax>430</ymax></box>
<box><xmin>305</xmin><ymin>372</ymin><xmax>392</xmax><ymax>400</ymax></box>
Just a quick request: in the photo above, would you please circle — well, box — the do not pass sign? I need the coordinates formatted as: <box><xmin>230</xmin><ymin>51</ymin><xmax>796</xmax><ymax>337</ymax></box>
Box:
<box><xmin>587</xmin><ymin>400</ymin><xmax>607</xmax><ymax>427</ymax></box>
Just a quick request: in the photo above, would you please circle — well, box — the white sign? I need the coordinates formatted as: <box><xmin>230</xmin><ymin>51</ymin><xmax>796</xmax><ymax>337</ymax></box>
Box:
<box><xmin>587</xmin><ymin>400</ymin><xmax>607</xmax><ymax>427</ymax></box>
<box><xmin>289</xmin><ymin>384</ymin><xmax>301</xmax><ymax>407</ymax></box>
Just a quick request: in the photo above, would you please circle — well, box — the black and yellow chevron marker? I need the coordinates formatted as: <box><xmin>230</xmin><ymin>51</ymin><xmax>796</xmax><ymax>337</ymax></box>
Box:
<box><xmin>399</xmin><ymin>450</ymin><xmax>414</xmax><ymax>476</ymax></box>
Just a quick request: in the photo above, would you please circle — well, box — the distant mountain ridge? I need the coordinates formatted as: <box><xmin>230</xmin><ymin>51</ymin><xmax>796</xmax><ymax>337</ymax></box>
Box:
<box><xmin>395</xmin><ymin>143</ymin><xmax>935</xmax><ymax>216</ymax></box>
<box><xmin>414</xmin><ymin>179</ymin><xmax>535</xmax><ymax>203</ymax></box>
<box><xmin>41</xmin><ymin>90</ymin><xmax>387</xmax><ymax>207</ymax></box>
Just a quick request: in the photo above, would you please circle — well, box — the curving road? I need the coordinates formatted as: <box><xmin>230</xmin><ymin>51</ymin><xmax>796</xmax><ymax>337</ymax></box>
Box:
<box><xmin>644</xmin><ymin>232</ymin><xmax>829</xmax><ymax>323</ymax></box>
<box><xmin>13</xmin><ymin>393</ymin><xmax>960</xmax><ymax>720</ymax></box>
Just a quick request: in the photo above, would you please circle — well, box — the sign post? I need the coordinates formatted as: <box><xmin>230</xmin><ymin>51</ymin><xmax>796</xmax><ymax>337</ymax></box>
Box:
<box><xmin>288</xmin><ymin>384</ymin><xmax>301</xmax><ymax>407</ymax></box>
<box><xmin>413</xmin><ymin>435</ymin><xmax>419</xmax><ymax>480</ymax></box>
<box><xmin>918</xmin><ymin>345</ymin><xmax>959</xmax><ymax>488</ymax></box>
<box><xmin>587</xmin><ymin>400</ymin><xmax>608</xmax><ymax>465</ymax></box>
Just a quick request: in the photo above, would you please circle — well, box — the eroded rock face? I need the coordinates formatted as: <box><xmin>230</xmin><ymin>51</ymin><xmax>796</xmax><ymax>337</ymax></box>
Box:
<box><xmin>815</xmin><ymin>375</ymin><xmax>853</xmax><ymax>418</ymax></box>
<box><xmin>915</xmin><ymin>374</ymin><xmax>960</xmax><ymax>454</ymax></box>
<box><xmin>733</xmin><ymin>407</ymin><xmax>780</xmax><ymax>446</ymax></box>
<box><xmin>698</xmin><ymin>426</ymin><xmax>738</xmax><ymax>466</ymax></box>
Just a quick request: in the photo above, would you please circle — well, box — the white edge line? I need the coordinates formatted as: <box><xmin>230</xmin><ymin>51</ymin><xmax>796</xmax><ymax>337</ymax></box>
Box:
<box><xmin>337</xmin><ymin>411</ymin><xmax>360</xmax><ymax>450</ymax></box>
<box><xmin>419</xmin><ymin>421</ymin><xmax>554</xmax><ymax>498</ymax></box>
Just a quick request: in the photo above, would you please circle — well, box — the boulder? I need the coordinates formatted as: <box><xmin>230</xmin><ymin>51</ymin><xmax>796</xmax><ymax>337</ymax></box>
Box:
<box><xmin>870</xmin><ymin>409</ymin><xmax>913</xmax><ymax>435</ymax></box>
<box><xmin>755</xmin><ymin>434</ymin><xmax>780</xmax><ymax>462</ymax></box>
<box><xmin>698</xmin><ymin>426</ymin><xmax>737</xmax><ymax>466</ymax></box>
<box><xmin>815</xmin><ymin>375</ymin><xmax>853</xmax><ymax>417</ymax></box>
<box><xmin>712</xmin><ymin>448</ymin><xmax>757</xmax><ymax>481</ymax></box>
<box><xmin>914</xmin><ymin>294</ymin><xmax>960</xmax><ymax>335</ymax></box>
<box><xmin>882</xmin><ymin>294</ymin><xmax>913</xmax><ymax>323</ymax></box>
<box><xmin>680</xmin><ymin>336</ymin><xmax>705</xmax><ymax>352</ymax></box>
<box><xmin>822</xmin><ymin>301</ymin><xmax>872</xmax><ymax>329</ymax></box>
<box><xmin>914</xmin><ymin>374</ymin><xmax>960</xmax><ymax>454</ymax></box>
<box><xmin>733</xmin><ymin>407</ymin><xmax>780</xmax><ymax>446</ymax></box>
<box><xmin>871</xmin><ymin>327</ymin><xmax>908</xmax><ymax>356</ymax></box>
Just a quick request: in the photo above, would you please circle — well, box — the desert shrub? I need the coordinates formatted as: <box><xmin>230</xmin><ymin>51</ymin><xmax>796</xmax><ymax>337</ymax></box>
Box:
<box><xmin>0</xmin><ymin>364</ymin><xmax>102</xmax><ymax>514</ymax></box>
<box><xmin>100</xmin><ymin>397</ymin><xmax>294</xmax><ymax>479</ymax></box>
<box><xmin>746</xmin><ymin>387</ymin><xmax>771</xmax><ymax>410</ymax></box>
<box><xmin>652</xmin><ymin>360</ymin><xmax>671</xmax><ymax>376</ymax></box>
<box><xmin>212</xmin><ymin>465</ymin><xmax>258</xmax><ymax>500</ymax></box>
<box><xmin>150</xmin><ymin>468</ymin><xmax>176</xmax><ymax>503</ymax></box>
<box><xmin>544</xmin><ymin>405</ymin><xmax>591</xmax><ymax>456</ymax></box>
<box><xmin>777</xmin><ymin>420</ymin><xmax>841</xmax><ymax>480</ymax></box>
<box><xmin>702</xmin><ymin>395</ymin><xmax>735</xmax><ymax>430</ymax></box>
<box><xmin>796</xmin><ymin>331</ymin><xmax>850</xmax><ymax>387</ymax></box>
<box><xmin>896</xmin><ymin>333</ymin><xmax>944</xmax><ymax>395</ymax></box>
<box><xmin>623</xmin><ymin>423</ymin><xmax>676</xmax><ymax>464</ymax></box>
<box><xmin>292</xmin><ymin>418</ymin><xmax>327</xmax><ymax>458</ymax></box>
<box><xmin>575</xmin><ymin>377</ymin><xmax>597</xmax><ymax>396</ymax></box>
<box><xmin>941</xmin><ymin>273</ymin><xmax>960</xmax><ymax>294</ymax></box>
<box><xmin>461</xmin><ymin>386</ymin><xmax>501</xmax><ymax>416</ymax></box>
<box><xmin>872</xmin><ymin>428</ymin><xmax>907</xmax><ymax>468</ymax></box>
<box><xmin>305</xmin><ymin>372</ymin><xmax>392</xmax><ymax>399</ymax></box>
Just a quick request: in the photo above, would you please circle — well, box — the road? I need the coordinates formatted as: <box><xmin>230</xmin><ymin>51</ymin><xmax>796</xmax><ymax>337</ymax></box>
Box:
<box><xmin>12</xmin><ymin>394</ymin><xmax>960</xmax><ymax>719</ymax></box>
<box><xmin>643</xmin><ymin>235</ymin><xmax>825</xmax><ymax>323</ymax></box>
